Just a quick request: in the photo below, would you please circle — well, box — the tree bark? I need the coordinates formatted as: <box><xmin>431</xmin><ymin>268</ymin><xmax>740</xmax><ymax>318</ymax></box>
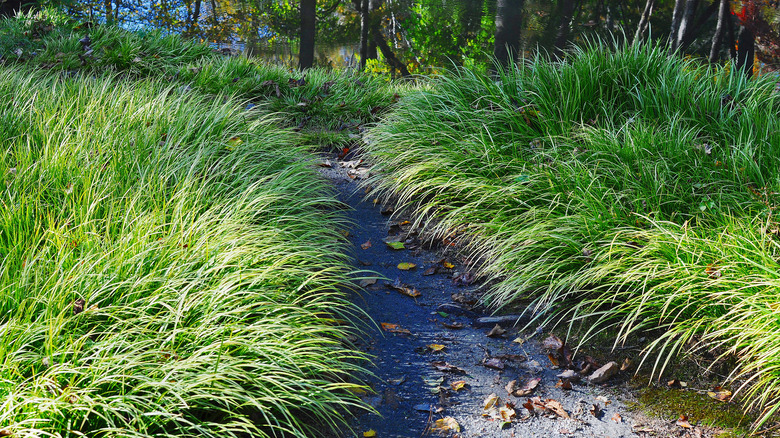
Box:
<box><xmin>105</xmin><ymin>0</ymin><xmax>113</xmax><ymax>24</ymax></box>
<box><xmin>372</xmin><ymin>23</ymin><xmax>410</xmax><ymax>77</ymax></box>
<box><xmin>709</xmin><ymin>0</ymin><xmax>729</xmax><ymax>62</ymax></box>
<box><xmin>668</xmin><ymin>0</ymin><xmax>685</xmax><ymax>49</ymax></box>
<box><xmin>493</xmin><ymin>0</ymin><xmax>524</xmax><ymax>69</ymax></box>
<box><xmin>553</xmin><ymin>0</ymin><xmax>577</xmax><ymax>60</ymax></box>
<box><xmin>736</xmin><ymin>25</ymin><xmax>754</xmax><ymax>77</ymax></box>
<box><xmin>634</xmin><ymin>0</ymin><xmax>655</xmax><ymax>44</ymax></box>
<box><xmin>675</xmin><ymin>0</ymin><xmax>699</xmax><ymax>51</ymax></box>
<box><xmin>299</xmin><ymin>0</ymin><xmax>316</xmax><ymax>69</ymax></box>
<box><xmin>359</xmin><ymin>0</ymin><xmax>369</xmax><ymax>69</ymax></box>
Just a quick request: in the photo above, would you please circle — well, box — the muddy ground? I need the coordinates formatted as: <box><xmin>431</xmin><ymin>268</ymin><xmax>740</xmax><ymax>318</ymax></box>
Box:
<box><xmin>319</xmin><ymin>156</ymin><xmax>738</xmax><ymax>438</ymax></box>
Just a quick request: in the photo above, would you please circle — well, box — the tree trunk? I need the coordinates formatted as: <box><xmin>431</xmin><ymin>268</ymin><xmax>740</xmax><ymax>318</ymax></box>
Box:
<box><xmin>553</xmin><ymin>0</ymin><xmax>577</xmax><ymax>60</ymax></box>
<box><xmin>675</xmin><ymin>0</ymin><xmax>699</xmax><ymax>51</ymax></box>
<box><xmin>359</xmin><ymin>0</ymin><xmax>369</xmax><ymax>69</ymax></box>
<box><xmin>372</xmin><ymin>23</ymin><xmax>410</xmax><ymax>77</ymax></box>
<box><xmin>299</xmin><ymin>0</ymin><xmax>316</xmax><ymax>69</ymax></box>
<box><xmin>668</xmin><ymin>0</ymin><xmax>685</xmax><ymax>49</ymax></box>
<box><xmin>709</xmin><ymin>0</ymin><xmax>729</xmax><ymax>62</ymax></box>
<box><xmin>634</xmin><ymin>0</ymin><xmax>655</xmax><ymax>44</ymax></box>
<box><xmin>736</xmin><ymin>25</ymin><xmax>754</xmax><ymax>77</ymax></box>
<box><xmin>725</xmin><ymin>4</ymin><xmax>737</xmax><ymax>60</ymax></box>
<box><xmin>105</xmin><ymin>0</ymin><xmax>113</xmax><ymax>24</ymax></box>
<box><xmin>493</xmin><ymin>0</ymin><xmax>524</xmax><ymax>69</ymax></box>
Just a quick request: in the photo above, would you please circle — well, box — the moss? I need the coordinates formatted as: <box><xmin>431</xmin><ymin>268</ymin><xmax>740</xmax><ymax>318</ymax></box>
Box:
<box><xmin>632</xmin><ymin>384</ymin><xmax>754</xmax><ymax>436</ymax></box>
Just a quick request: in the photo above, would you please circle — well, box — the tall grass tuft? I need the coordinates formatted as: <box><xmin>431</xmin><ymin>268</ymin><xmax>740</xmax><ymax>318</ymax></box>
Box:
<box><xmin>0</xmin><ymin>66</ymin><xmax>368</xmax><ymax>437</ymax></box>
<box><xmin>362</xmin><ymin>40</ymin><xmax>780</xmax><ymax>428</ymax></box>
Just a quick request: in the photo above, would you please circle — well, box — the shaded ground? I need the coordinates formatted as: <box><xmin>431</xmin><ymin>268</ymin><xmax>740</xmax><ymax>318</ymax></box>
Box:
<box><xmin>319</xmin><ymin>158</ymin><xmax>688</xmax><ymax>438</ymax></box>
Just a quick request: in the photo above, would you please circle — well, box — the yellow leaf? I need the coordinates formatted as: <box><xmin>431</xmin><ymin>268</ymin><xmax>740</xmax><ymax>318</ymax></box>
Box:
<box><xmin>443</xmin><ymin>261</ymin><xmax>455</xmax><ymax>269</ymax></box>
<box><xmin>451</xmin><ymin>380</ymin><xmax>466</xmax><ymax>391</ymax></box>
<box><xmin>363</xmin><ymin>430</ymin><xmax>376</xmax><ymax>438</ymax></box>
<box><xmin>397</xmin><ymin>262</ymin><xmax>416</xmax><ymax>270</ymax></box>
<box><xmin>430</xmin><ymin>417</ymin><xmax>460</xmax><ymax>433</ymax></box>
<box><xmin>483</xmin><ymin>393</ymin><xmax>500</xmax><ymax>410</ymax></box>
<box><xmin>427</xmin><ymin>344</ymin><xmax>446</xmax><ymax>352</ymax></box>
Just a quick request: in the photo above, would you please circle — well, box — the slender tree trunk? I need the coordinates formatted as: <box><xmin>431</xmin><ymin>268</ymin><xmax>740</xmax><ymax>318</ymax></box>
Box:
<box><xmin>709</xmin><ymin>0</ymin><xmax>729</xmax><ymax>62</ymax></box>
<box><xmin>669</xmin><ymin>0</ymin><xmax>685</xmax><ymax>49</ymax></box>
<box><xmin>675</xmin><ymin>0</ymin><xmax>699</xmax><ymax>51</ymax></box>
<box><xmin>299</xmin><ymin>0</ymin><xmax>316</xmax><ymax>69</ymax></box>
<box><xmin>359</xmin><ymin>0</ymin><xmax>369</xmax><ymax>69</ymax></box>
<box><xmin>493</xmin><ymin>0</ymin><xmax>524</xmax><ymax>69</ymax></box>
<box><xmin>736</xmin><ymin>25</ymin><xmax>754</xmax><ymax>77</ymax></box>
<box><xmin>553</xmin><ymin>0</ymin><xmax>577</xmax><ymax>60</ymax></box>
<box><xmin>105</xmin><ymin>0</ymin><xmax>113</xmax><ymax>24</ymax></box>
<box><xmin>634</xmin><ymin>0</ymin><xmax>655</xmax><ymax>44</ymax></box>
<box><xmin>114</xmin><ymin>0</ymin><xmax>121</xmax><ymax>22</ymax></box>
<box><xmin>371</xmin><ymin>23</ymin><xmax>410</xmax><ymax>77</ymax></box>
<box><xmin>725</xmin><ymin>5</ymin><xmax>737</xmax><ymax>60</ymax></box>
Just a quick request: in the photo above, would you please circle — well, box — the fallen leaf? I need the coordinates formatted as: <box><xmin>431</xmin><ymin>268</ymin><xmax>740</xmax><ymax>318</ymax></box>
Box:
<box><xmin>543</xmin><ymin>334</ymin><xmax>564</xmax><ymax>350</ymax></box>
<box><xmin>423</xmin><ymin>266</ymin><xmax>438</xmax><ymax>276</ymax></box>
<box><xmin>397</xmin><ymin>262</ymin><xmax>416</xmax><ymax>270</ymax></box>
<box><xmin>484</xmin><ymin>393</ymin><xmax>500</xmax><ymax>410</ymax></box>
<box><xmin>0</xmin><ymin>430</ymin><xmax>10</xmax><ymax>437</ymax></box>
<box><xmin>359</xmin><ymin>278</ymin><xmax>377</xmax><ymax>288</ymax></box>
<box><xmin>595</xmin><ymin>395</ymin><xmax>611</xmax><ymax>406</ymax></box>
<box><xmin>363</xmin><ymin>430</ymin><xmax>376</xmax><ymax>438</ymax></box>
<box><xmin>442</xmin><ymin>322</ymin><xmax>464</xmax><ymax>329</ymax></box>
<box><xmin>427</xmin><ymin>344</ymin><xmax>446</xmax><ymax>352</ymax></box>
<box><xmin>707</xmin><ymin>389</ymin><xmax>732</xmax><ymax>402</ymax></box>
<box><xmin>484</xmin><ymin>358</ymin><xmax>504</xmax><ymax>370</ymax></box>
<box><xmin>318</xmin><ymin>159</ymin><xmax>333</xmax><ymax>168</ymax></box>
<box><xmin>499</xmin><ymin>405</ymin><xmax>516</xmax><ymax>421</ymax></box>
<box><xmin>543</xmin><ymin>399</ymin><xmax>570</xmax><ymax>419</ymax></box>
<box><xmin>442</xmin><ymin>261</ymin><xmax>455</xmax><ymax>269</ymax></box>
<box><xmin>487</xmin><ymin>324</ymin><xmax>506</xmax><ymax>338</ymax></box>
<box><xmin>611</xmin><ymin>412</ymin><xmax>622</xmax><ymax>423</ymax></box>
<box><xmin>507</xmin><ymin>377</ymin><xmax>540</xmax><ymax>396</ymax></box>
<box><xmin>386</xmin><ymin>278</ymin><xmax>421</xmax><ymax>298</ymax></box>
<box><xmin>431</xmin><ymin>361</ymin><xmax>466</xmax><ymax>374</ymax></box>
<box><xmin>451</xmin><ymin>380</ymin><xmax>467</xmax><ymax>391</ymax></box>
<box><xmin>361</xmin><ymin>240</ymin><xmax>372</xmax><ymax>249</ymax></box>
<box><xmin>556</xmin><ymin>379</ymin><xmax>572</xmax><ymax>390</ymax></box>
<box><xmin>385</xmin><ymin>241</ymin><xmax>405</xmax><ymax>250</ymax></box>
<box><xmin>381</xmin><ymin>322</ymin><xmax>411</xmax><ymax>334</ymax></box>
<box><xmin>590</xmin><ymin>403</ymin><xmax>601</xmax><ymax>418</ymax></box>
<box><xmin>73</xmin><ymin>298</ymin><xmax>85</xmax><ymax>315</ymax></box>
<box><xmin>430</xmin><ymin>417</ymin><xmax>460</xmax><ymax>434</ymax></box>
<box><xmin>676</xmin><ymin>415</ymin><xmax>693</xmax><ymax>429</ymax></box>
<box><xmin>621</xmin><ymin>358</ymin><xmax>633</xmax><ymax>371</ymax></box>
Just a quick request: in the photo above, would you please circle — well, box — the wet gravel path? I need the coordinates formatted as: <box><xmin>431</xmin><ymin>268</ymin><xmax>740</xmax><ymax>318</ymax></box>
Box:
<box><xmin>323</xmin><ymin>159</ymin><xmax>648</xmax><ymax>438</ymax></box>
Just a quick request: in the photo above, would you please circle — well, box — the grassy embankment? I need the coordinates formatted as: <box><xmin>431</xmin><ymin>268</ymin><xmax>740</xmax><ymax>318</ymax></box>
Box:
<box><xmin>362</xmin><ymin>42</ymin><xmax>780</xmax><ymax>429</ymax></box>
<box><xmin>0</xmin><ymin>10</ymin><xmax>398</xmax><ymax>438</ymax></box>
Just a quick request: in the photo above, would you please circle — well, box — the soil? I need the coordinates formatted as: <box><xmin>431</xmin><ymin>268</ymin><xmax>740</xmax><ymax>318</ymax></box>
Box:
<box><xmin>318</xmin><ymin>155</ymin><xmax>737</xmax><ymax>438</ymax></box>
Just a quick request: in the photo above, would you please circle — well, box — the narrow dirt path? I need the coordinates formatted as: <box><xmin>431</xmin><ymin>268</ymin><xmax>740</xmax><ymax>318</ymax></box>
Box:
<box><xmin>317</xmin><ymin>157</ymin><xmax>670</xmax><ymax>438</ymax></box>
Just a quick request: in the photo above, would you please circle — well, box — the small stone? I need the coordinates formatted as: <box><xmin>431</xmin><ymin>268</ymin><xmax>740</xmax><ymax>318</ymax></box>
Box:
<box><xmin>588</xmin><ymin>361</ymin><xmax>619</xmax><ymax>383</ymax></box>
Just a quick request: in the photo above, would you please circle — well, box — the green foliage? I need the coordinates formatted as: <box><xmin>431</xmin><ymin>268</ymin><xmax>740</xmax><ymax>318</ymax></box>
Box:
<box><xmin>0</xmin><ymin>49</ymin><xmax>370</xmax><ymax>438</ymax></box>
<box><xmin>361</xmin><ymin>40</ymin><xmax>780</xmax><ymax>430</ymax></box>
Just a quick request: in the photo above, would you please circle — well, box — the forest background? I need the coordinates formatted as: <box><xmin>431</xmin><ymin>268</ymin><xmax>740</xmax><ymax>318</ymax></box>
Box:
<box><xmin>2</xmin><ymin>0</ymin><xmax>780</xmax><ymax>76</ymax></box>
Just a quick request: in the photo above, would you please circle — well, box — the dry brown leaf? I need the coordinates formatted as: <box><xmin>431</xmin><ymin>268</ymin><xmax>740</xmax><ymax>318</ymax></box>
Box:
<box><xmin>73</xmin><ymin>298</ymin><xmax>85</xmax><ymax>315</ymax></box>
<box><xmin>380</xmin><ymin>322</ymin><xmax>411</xmax><ymax>335</ymax></box>
<box><xmin>611</xmin><ymin>412</ymin><xmax>622</xmax><ymax>423</ymax></box>
<box><xmin>589</xmin><ymin>403</ymin><xmax>601</xmax><ymax>417</ymax></box>
<box><xmin>431</xmin><ymin>361</ymin><xmax>466</xmax><ymax>374</ymax></box>
<box><xmin>358</xmin><ymin>278</ymin><xmax>377</xmax><ymax>288</ymax></box>
<box><xmin>543</xmin><ymin>399</ymin><xmax>570</xmax><ymax>419</ymax></box>
<box><xmin>442</xmin><ymin>322</ymin><xmax>464</xmax><ymax>329</ymax></box>
<box><xmin>360</xmin><ymin>240</ymin><xmax>372</xmax><ymax>250</ymax></box>
<box><xmin>556</xmin><ymin>379</ymin><xmax>572</xmax><ymax>390</ymax></box>
<box><xmin>423</xmin><ymin>266</ymin><xmax>437</xmax><ymax>276</ymax></box>
<box><xmin>487</xmin><ymin>324</ymin><xmax>506</xmax><ymax>338</ymax></box>
<box><xmin>621</xmin><ymin>357</ymin><xmax>633</xmax><ymax>371</ymax></box>
<box><xmin>509</xmin><ymin>377</ymin><xmax>541</xmax><ymax>397</ymax></box>
<box><xmin>676</xmin><ymin>415</ymin><xmax>693</xmax><ymax>429</ymax></box>
<box><xmin>484</xmin><ymin>358</ymin><xmax>505</xmax><ymax>370</ymax></box>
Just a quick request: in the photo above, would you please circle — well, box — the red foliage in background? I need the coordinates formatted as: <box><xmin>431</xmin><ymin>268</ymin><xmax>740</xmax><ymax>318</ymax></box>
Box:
<box><xmin>733</xmin><ymin>0</ymin><xmax>780</xmax><ymax>68</ymax></box>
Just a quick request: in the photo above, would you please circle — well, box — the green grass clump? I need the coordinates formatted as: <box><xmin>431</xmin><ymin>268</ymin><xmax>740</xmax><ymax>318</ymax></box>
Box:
<box><xmin>361</xmin><ymin>40</ymin><xmax>780</xmax><ymax>429</ymax></box>
<box><xmin>0</xmin><ymin>66</ymin><xmax>368</xmax><ymax>437</ymax></box>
